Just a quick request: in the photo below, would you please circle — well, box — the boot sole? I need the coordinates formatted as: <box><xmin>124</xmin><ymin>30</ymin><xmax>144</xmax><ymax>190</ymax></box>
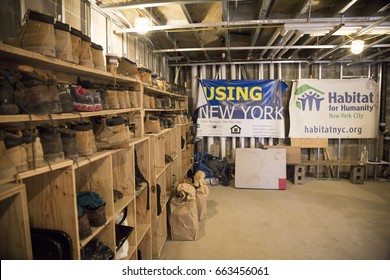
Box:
<box><xmin>23</xmin><ymin>46</ymin><xmax>56</xmax><ymax>57</ymax></box>
<box><xmin>14</xmin><ymin>161</ymin><xmax>29</xmax><ymax>173</ymax></box>
<box><xmin>44</xmin><ymin>152</ymin><xmax>64</xmax><ymax>162</ymax></box>
<box><xmin>96</xmin><ymin>140</ymin><xmax>130</xmax><ymax>150</ymax></box>
<box><xmin>73</xmin><ymin>102</ymin><xmax>96</xmax><ymax>112</ymax></box>
<box><xmin>28</xmin><ymin>158</ymin><xmax>45</xmax><ymax>169</ymax></box>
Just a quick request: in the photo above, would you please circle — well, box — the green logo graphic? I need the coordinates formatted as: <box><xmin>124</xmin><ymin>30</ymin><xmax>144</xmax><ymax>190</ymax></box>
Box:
<box><xmin>295</xmin><ymin>84</ymin><xmax>325</xmax><ymax>111</ymax></box>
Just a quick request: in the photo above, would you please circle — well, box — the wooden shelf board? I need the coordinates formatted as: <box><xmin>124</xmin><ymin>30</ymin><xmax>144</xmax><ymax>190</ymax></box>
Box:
<box><xmin>0</xmin><ymin>183</ymin><xmax>25</xmax><ymax>201</ymax></box>
<box><xmin>144</xmin><ymin>109</ymin><xmax>186</xmax><ymax>112</ymax></box>
<box><xmin>16</xmin><ymin>159</ymin><xmax>74</xmax><ymax>180</ymax></box>
<box><xmin>135</xmin><ymin>182</ymin><xmax>148</xmax><ymax>198</ymax></box>
<box><xmin>0</xmin><ymin>43</ymin><xmax>137</xmax><ymax>84</ymax></box>
<box><xmin>0</xmin><ymin>108</ymin><xmax>142</xmax><ymax>124</ymax></box>
<box><xmin>143</xmin><ymin>85</ymin><xmax>187</xmax><ymax>99</ymax></box>
<box><xmin>79</xmin><ymin>214</ymin><xmax>114</xmax><ymax>247</ymax></box>
<box><xmin>155</xmin><ymin>162</ymin><xmax>173</xmax><ymax>179</ymax></box>
<box><xmin>119</xmin><ymin>245</ymin><xmax>137</xmax><ymax>260</ymax></box>
<box><xmin>136</xmin><ymin>223</ymin><xmax>150</xmax><ymax>245</ymax></box>
<box><xmin>128</xmin><ymin>137</ymin><xmax>149</xmax><ymax>146</ymax></box>
<box><xmin>72</xmin><ymin>151</ymin><xmax>112</xmax><ymax>169</ymax></box>
<box><xmin>300</xmin><ymin>160</ymin><xmax>363</xmax><ymax>166</ymax></box>
<box><xmin>155</xmin><ymin>235</ymin><xmax>167</xmax><ymax>258</ymax></box>
<box><xmin>114</xmin><ymin>194</ymin><xmax>134</xmax><ymax>215</ymax></box>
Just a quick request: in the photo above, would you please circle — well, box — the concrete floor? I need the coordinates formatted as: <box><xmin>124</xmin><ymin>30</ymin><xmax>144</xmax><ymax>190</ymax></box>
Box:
<box><xmin>160</xmin><ymin>179</ymin><xmax>390</xmax><ymax>260</ymax></box>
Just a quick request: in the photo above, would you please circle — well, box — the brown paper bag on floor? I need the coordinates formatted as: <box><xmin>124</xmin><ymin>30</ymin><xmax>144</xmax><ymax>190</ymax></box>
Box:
<box><xmin>194</xmin><ymin>171</ymin><xmax>209</xmax><ymax>221</ymax></box>
<box><xmin>169</xmin><ymin>183</ymin><xmax>199</xmax><ymax>241</ymax></box>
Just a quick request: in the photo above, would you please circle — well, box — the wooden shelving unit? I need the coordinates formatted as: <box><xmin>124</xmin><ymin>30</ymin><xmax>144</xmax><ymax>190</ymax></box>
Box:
<box><xmin>0</xmin><ymin>44</ymin><xmax>151</xmax><ymax>260</ymax></box>
<box><xmin>142</xmin><ymin>84</ymin><xmax>192</xmax><ymax>258</ymax></box>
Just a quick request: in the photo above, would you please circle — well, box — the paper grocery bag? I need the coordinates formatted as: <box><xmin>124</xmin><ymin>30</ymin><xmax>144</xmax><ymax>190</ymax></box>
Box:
<box><xmin>194</xmin><ymin>171</ymin><xmax>209</xmax><ymax>221</ymax></box>
<box><xmin>169</xmin><ymin>183</ymin><xmax>199</xmax><ymax>241</ymax></box>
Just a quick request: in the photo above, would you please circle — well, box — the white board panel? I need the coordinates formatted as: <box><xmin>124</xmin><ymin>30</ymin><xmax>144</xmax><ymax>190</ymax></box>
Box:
<box><xmin>235</xmin><ymin>148</ymin><xmax>286</xmax><ymax>190</ymax></box>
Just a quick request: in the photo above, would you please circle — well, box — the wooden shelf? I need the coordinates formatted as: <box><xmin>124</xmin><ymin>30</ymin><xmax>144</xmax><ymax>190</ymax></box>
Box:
<box><xmin>143</xmin><ymin>84</ymin><xmax>187</xmax><ymax>99</ymax></box>
<box><xmin>0</xmin><ymin>43</ymin><xmax>138</xmax><ymax>85</ymax></box>
<box><xmin>114</xmin><ymin>195</ymin><xmax>134</xmax><ymax>216</ymax></box>
<box><xmin>0</xmin><ymin>183</ymin><xmax>32</xmax><ymax>260</ymax></box>
<box><xmin>0</xmin><ymin>108</ymin><xmax>142</xmax><ymax>124</ymax></box>
<box><xmin>1</xmin><ymin>42</ymin><xmax>153</xmax><ymax>260</ymax></box>
<box><xmin>71</xmin><ymin>151</ymin><xmax>112</xmax><ymax>169</ymax></box>
<box><xmin>144</xmin><ymin>109</ymin><xmax>186</xmax><ymax>112</ymax></box>
<box><xmin>14</xmin><ymin>159</ymin><xmax>74</xmax><ymax>181</ymax></box>
<box><xmin>79</xmin><ymin>214</ymin><xmax>114</xmax><ymax>248</ymax></box>
<box><xmin>136</xmin><ymin>223</ymin><xmax>150</xmax><ymax>245</ymax></box>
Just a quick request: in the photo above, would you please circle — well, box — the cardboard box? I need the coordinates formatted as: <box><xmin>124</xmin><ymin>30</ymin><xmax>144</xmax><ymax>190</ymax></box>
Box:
<box><xmin>265</xmin><ymin>146</ymin><xmax>301</xmax><ymax>164</ymax></box>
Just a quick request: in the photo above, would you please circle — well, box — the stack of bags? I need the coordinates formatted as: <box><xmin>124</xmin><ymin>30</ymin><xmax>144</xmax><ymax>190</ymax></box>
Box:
<box><xmin>169</xmin><ymin>170</ymin><xmax>209</xmax><ymax>241</ymax></box>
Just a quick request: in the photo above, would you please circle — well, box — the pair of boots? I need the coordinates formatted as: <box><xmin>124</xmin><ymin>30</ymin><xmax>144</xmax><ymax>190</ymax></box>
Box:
<box><xmin>2</xmin><ymin>128</ymin><xmax>44</xmax><ymax>172</ymax></box>
<box><xmin>77</xmin><ymin>191</ymin><xmax>107</xmax><ymax>240</ymax></box>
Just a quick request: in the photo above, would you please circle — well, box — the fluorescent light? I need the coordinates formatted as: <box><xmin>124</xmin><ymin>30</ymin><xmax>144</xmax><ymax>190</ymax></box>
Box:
<box><xmin>351</xmin><ymin>39</ymin><xmax>364</xmax><ymax>54</ymax></box>
<box><xmin>338</xmin><ymin>0</ymin><xmax>358</xmax><ymax>14</ymax></box>
<box><xmin>135</xmin><ymin>17</ymin><xmax>150</xmax><ymax>34</ymax></box>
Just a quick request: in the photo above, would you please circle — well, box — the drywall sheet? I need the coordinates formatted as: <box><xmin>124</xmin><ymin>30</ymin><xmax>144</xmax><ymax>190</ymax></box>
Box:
<box><xmin>235</xmin><ymin>148</ymin><xmax>286</xmax><ymax>190</ymax></box>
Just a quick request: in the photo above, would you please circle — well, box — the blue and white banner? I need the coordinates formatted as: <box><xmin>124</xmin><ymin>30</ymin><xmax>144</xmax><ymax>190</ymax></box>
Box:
<box><xmin>195</xmin><ymin>79</ymin><xmax>288</xmax><ymax>137</ymax></box>
<box><xmin>289</xmin><ymin>78</ymin><xmax>379</xmax><ymax>138</ymax></box>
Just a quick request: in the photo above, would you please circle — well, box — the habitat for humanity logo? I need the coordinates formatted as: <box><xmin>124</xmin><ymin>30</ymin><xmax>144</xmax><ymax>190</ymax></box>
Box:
<box><xmin>295</xmin><ymin>84</ymin><xmax>325</xmax><ymax>111</ymax></box>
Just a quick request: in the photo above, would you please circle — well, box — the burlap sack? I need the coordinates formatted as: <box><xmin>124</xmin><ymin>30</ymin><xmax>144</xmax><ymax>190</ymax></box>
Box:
<box><xmin>194</xmin><ymin>171</ymin><xmax>209</xmax><ymax>220</ymax></box>
<box><xmin>169</xmin><ymin>183</ymin><xmax>199</xmax><ymax>241</ymax></box>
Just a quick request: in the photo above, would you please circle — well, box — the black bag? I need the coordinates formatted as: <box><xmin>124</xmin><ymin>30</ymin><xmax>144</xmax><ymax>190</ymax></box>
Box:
<box><xmin>134</xmin><ymin>151</ymin><xmax>150</xmax><ymax>210</ymax></box>
<box><xmin>156</xmin><ymin>184</ymin><xmax>162</xmax><ymax>216</ymax></box>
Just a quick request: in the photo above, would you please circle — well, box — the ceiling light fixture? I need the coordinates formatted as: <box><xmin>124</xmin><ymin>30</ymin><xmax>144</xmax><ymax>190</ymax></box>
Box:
<box><xmin>338</xmin><ymin>0</ymin><xmax>358</xmax><ymax>15</ymax></box>
<box><xmin>351</xmin><ymin>39</ymin><xmax>364</xmax><ymax>54</ymax></box>
<box><xmin>135</xmin><ymin>17</ymin><xmax>150</xmax><ymax>34</ymax></box>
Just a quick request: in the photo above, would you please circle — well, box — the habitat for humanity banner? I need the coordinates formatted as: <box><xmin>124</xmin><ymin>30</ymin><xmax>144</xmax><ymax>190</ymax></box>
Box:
<box><xmin>289</xmin><ymin>78</ymin><xmax>379</xmax><ymax>138</ymax></box>
<box><xmin>195</xmin><ymin>79</ymin><xmax>287</xmax><ymax>137</ymax></box>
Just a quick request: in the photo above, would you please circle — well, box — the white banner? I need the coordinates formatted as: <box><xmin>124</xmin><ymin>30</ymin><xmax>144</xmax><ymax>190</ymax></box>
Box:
<box><xmin>289</xmin><ymin>78</ymin><xmax>379</xmax><ymax>138</ymax></box>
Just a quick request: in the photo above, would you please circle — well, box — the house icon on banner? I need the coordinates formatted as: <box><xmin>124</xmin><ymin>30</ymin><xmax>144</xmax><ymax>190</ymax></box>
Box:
<box><xmin>231</xmin><ymin>125</ymin><xmax>241</xmax><ymax>135</ymax></box>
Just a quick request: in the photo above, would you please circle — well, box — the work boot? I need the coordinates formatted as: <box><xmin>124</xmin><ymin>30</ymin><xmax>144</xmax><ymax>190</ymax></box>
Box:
<box><xmin>94</xmin><ymin>116</ymin><xmax>131</xmax><ymax>150</ymax></box>
<box><xmin>116</xmin><ymin>57</ymin><xmax>137</xmax><ymax>76</ymax></box>
<box><xmin>37</xmin><ymin>125</ymin><xmax>64</xmax><ymax>162</ymax></box>
<box><xmin>149</xmin><ymin>96</ymin><xmax>155</xmax><ymax>109</ymax></box>
<box><xmin>129</xmin><ymin>88</ymin><xmax>138</xmax><ymax>108</ymax></box>
<box><xmin>120</xmin><ymin>87</ymin><xmax>131</xmax><ymax>108</ymax></box>
<box><xmin>106</xmin><ymin>86</ymin><xmax>119</xmax><ymax>109</ymax></box>
<box><xmin>0</xmin><ymin>69</ymin><xmax>20</xmax><ymax>115</ymax></box>
<box><xmin>4</xmin><ymin>128</ymin><xmax>28</xmax><ymax>172</ymax></box>
<box><xmin>23</xmin><ymin>129</ymin><xmax>45</xmax><ymax>169</ymax></box>
<box><xmin>20</xmin><ymin>10</ymin><xmax>56</xmax><ymax>57</ymax></box>
<box><xmin>144</xmin><ymin>115</ymin><xmax>161</xmax><ymax>134</ymax></box>
<box><xmin>70</xmin><ymin>27</ymin><xmax>83</xmax><ymax>64</ymax></box>
<box><xmin>69</xmin><ymin>85</ymin><xmax>96</xmax><ymax>112</ymax></box>
<box><xmin>161</xmin><ymin>97</ymin><xmax>171</xmax><ymax>109</ymax></box>
<box><xmin>0</xmin><ymin>130</ymin><xmax>17</xmax><ymax>180</ymax></box>
<box><xmin>91</xmin><ymin>43</ymin><xmax>105</xmax><ymax>71</ymax></box>
<box><xmin>15</xmin><ymin>65</ymin><xmax>56</xmax><ymax>115</ymax></box>
<box><xmin>154</xmin><ymin>98</ymin><xmax>162</xmax><ymax>109</ymax></box>
<box><xmin>71</xmin><ymin>122</ymin><xmax>97</xmax><ymax>156</ymax></box>
<box><xmin>143</xmin><ymin>95</ymin><xmax>150</xmax><ymax>109</ymax></box>
<box><xmin>54</xmin><ymin>21</ymin><xmax>73</xmax><ymax>63</ymax></box>
<box><xmin>79</xmin><ymin>35</ymin><xmax>94</xmax><ymax>68</ymax></box>
<box><xmin>60</xmin><ymin>128</ymin><xmax>78</xmax><ymax>160</ymax></box>
<box><xmin>58</xmin><ymin>84</ymin><xmax>75</xmax><ymax>113</ymax></box>
<box><xmin>116</xmin><ymin>87</ymin><xmax>127</xmax><ymax>109</ymax></box>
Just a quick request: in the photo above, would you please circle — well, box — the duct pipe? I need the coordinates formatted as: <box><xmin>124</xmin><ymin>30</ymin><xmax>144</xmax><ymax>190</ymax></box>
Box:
<box><xmin>380</xmin><ymin>63</ymin><xmax>390</xmax><ymax>163</ymax></box>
